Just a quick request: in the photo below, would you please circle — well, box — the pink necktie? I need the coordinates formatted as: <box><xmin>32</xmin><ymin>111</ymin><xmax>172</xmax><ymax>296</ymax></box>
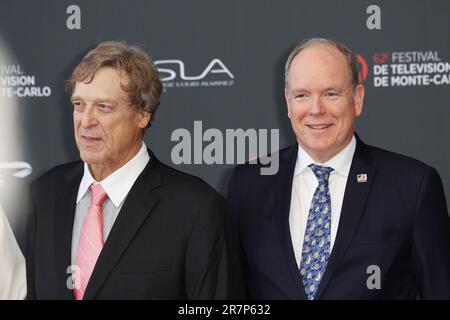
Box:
<box><xmin>74</xmin><ymin>183</ymin><xmax>107</xmax><ymax>300</ymax></box>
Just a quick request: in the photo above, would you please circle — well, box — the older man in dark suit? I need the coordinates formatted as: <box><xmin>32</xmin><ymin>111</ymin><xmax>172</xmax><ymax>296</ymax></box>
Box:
<box><xmin>26</xmin><ymin>41</ymin><xmax>243</xmax><ymax>300</ymax></box>
<box><xmin>228</xmin><ymin>38</ymin><xmax>450</xmax><ymax>299</ymax></box>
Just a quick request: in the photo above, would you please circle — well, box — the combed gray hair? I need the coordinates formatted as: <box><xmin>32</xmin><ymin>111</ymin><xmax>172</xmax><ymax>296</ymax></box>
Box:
<box><xmin>284</xmin><ymin>38</ymin><xmax>360</xmax><ymax>90</ymax></box>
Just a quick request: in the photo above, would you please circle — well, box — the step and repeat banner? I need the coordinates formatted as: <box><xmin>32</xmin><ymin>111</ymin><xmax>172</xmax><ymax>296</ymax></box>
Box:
<box><xmin>0</xmin><ymin>0</ymin><xmax>449</xmax><ymax>248</ymax></box>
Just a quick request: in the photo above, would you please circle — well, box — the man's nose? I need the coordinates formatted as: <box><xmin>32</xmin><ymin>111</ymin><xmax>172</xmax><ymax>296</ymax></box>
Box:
<box><xmin>80</xmin><ymin>105</ymin><xmax>99</xmax><ymax>128</ymax></box>
<box><xmin>309</xmin><ymin>95</ymin><xmax>326</xmax><ymax>116</ymax></box>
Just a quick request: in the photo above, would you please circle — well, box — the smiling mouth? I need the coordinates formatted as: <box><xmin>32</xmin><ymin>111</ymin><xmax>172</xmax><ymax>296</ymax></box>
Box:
<box><xmin>306</xmin><ymin>124</ymin><xmax>333</xmax><ymax>130</ymax></box>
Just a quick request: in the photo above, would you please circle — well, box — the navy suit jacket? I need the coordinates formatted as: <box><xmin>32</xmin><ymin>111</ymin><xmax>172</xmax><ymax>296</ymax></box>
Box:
<box><xmin>227</xmin><ymin>135</ymin><xmax>450</xmax><ymax>299</ymax></box>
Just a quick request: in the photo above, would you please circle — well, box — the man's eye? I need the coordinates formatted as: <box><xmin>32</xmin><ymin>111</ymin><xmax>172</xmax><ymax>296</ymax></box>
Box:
<box><xmin>72</xmin><ymin>102</ymin><xmax>84</xmax><ymax>110</ymax></box>
<box><xmin>326</xmin><ymin>92</ymin><xmax>338</xmax><ymax>98</ymax></box>
<box><xmin>295</xmin><ymin>93</ymin><xmax>307</xmax><ymax>99</ymax></box>
<box><xmin>98</xmin><ymin>104</ymin><xmax>112</xmax><ymax>112</ymax></box>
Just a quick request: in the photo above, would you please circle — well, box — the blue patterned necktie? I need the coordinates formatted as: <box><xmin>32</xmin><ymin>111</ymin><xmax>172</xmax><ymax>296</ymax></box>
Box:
<box><xmin>300</xmin><ymin>164</ymin><xmax>334</xmax><ymax>300</ymax></box>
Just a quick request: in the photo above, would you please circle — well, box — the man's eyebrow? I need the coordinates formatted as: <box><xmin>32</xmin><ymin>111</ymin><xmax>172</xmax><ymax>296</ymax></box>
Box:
<box><xmin>92</xmin><ymin>99</ymin><xmax>119</xmax><ymax>105</ymax></box>
<box><xmin>70</xmin><ymin>96</ymin><xmax>119</xmax><ymax>104</ymax></box>
<box><xmin>290</xmin><ymin>88</ymin><xmax>308</xmax><ymax>93</ymax></box>
<box><xmin>323</xmin><ymin>87</ymin><xmax>341</xmax><ymax>91</ymax></box>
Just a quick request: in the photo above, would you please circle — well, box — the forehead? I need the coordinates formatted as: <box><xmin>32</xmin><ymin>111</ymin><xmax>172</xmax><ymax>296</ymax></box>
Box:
<box><xmin>288</xmin><ymin>44</ymin><xmax>351</xmax><ymax>89</ymax></box>
<box><xmin>72</xmin><ymin>67</ymin><xmax>128</xmax><ymax>101</ymax></box>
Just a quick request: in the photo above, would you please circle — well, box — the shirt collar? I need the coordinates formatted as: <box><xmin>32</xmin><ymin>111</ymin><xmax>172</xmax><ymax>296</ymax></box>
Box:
<box><xmin>76</xmin><ymin>142</ymin><xmax>150</xmax><ymax>206</ymax></box>
<box><xmin>294</xmin><ymin>135</ymin><xmax>356</xmax><ymax>177</ymax></box>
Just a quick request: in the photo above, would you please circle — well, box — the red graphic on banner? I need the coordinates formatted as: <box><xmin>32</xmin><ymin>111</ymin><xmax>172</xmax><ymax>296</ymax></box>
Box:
<box><xmin>357</xmin><ymin>54</ymin><xmax>369</xmax><ymax>82</ymax></box>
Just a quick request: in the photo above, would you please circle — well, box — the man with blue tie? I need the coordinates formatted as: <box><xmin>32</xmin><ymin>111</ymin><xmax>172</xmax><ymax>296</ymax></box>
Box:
<box><xmin>227</xmin><ymin>38</ymin><xmax>450</xmax><ymax>299</ymax></box>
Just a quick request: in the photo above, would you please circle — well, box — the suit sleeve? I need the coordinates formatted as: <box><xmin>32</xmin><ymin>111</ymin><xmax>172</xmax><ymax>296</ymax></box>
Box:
<box><xmin>226</xmin><ymin>168</ymin><xmax>251</xmax><ymax>297</ymax></box>
<box><xmin>25</xmin><ymin>184</ymin><xmax>37</xmax><ymax>300</ymax></box>
<box><xmin>413</xmin><ymin>166</ymin><xmax>450</xmax><ymax>299</ymax></box>
<box><xmin>184</xmin><ymin>192</ymin><xmax>246</xmax><ymax>299</ymax></box>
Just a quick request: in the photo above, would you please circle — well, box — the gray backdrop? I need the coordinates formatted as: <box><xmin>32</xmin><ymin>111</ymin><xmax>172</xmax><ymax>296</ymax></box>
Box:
<box><xmin>0</xmin><ymin>0</ymin><xmax>449</xmax><ymax>249</ymax></box>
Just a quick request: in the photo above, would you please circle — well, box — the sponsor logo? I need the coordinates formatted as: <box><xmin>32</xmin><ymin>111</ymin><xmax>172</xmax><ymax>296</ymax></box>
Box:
<box><xmin>357</xmin><ymin>54</ymin><xmax>369</xmax><ymax>82</ymax></box>
<box><xmin>155</xmin><ymin>58</ymin><xmax>234</xmax><ymax>89</ymax></box>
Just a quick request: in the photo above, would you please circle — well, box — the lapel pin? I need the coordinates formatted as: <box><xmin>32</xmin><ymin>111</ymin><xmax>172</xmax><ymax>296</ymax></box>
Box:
<box><xmin>357</xmin><ymin>174</ymin><xmax>367</xmax><ymax>183</ymax></box>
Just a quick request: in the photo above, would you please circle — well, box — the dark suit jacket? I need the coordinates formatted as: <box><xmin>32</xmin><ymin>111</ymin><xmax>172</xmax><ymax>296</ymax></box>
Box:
<box><xmin>26</xmin><ymin>149</ymin><xmax>244</xmax><ymax>299</ymax></box>
<box><xmin>228</xmin><ymin>135</ymin><xmax>450</xmax><ymax>299</ymax></box>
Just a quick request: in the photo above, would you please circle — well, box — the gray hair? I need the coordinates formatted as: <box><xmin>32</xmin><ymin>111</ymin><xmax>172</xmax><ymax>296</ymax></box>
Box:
<box><xmin>284</xmin><ymin>38</ymin><xmax>360</xmax><ymax>90</ymax></box>
<box><xmin>67</xmin><ymin>41</ymin><xmax>162</xmax><ymax>130</ymax></box>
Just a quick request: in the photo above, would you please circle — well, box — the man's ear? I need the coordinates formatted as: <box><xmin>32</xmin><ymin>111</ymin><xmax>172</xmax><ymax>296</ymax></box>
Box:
<box><xmin>353</xmin><ymin>84</ymin><xmax>365</xmax><ymax>117</ymax></box>
<box><xmin>285</xmin><ymin>89</ymin><xmax>292</xmax><ymax>119</ymax></box>
<box><xmin>138</xmin><ymin>112</ymin><xmax>151</xmax><ymax>128</ymax></box>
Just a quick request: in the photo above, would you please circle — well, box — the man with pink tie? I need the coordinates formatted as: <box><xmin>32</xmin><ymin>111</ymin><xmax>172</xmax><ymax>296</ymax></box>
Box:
<box><xmin>26</xmin><ymin>41</ymin><xmax>244</xmax><ymax>300</ymax></box>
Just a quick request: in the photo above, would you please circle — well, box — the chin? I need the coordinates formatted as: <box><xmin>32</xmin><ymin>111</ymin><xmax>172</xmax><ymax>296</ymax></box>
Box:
<box><xmin>303</xmin><ymin>137</ymin><xmax>332</xmax><ymax>149</ymax></box>
<box><xmin>79</xmin><ymin>151</ymin><xmax>103</xmax><ymax>165</ymax></box>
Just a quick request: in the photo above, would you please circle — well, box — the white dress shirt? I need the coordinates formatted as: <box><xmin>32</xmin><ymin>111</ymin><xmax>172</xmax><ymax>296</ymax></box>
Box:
<box><xmin>289</xmin><ymin>135</ymin><xmax>356</xmax><ymax>268</ymax></box>
<box><xmin>0</xmin><ymin>204</ymin><xmax>26</xmax><ymax>299</ymax></box>
<box><xmin>71</xmin><ymin>142</ymin><xmax>150</xmax><ymax>265</ymax></box>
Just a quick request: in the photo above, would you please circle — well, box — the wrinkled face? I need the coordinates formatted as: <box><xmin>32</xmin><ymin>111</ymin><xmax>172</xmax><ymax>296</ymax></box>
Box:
<box><xmin>71</xmin><ymin>67</ymin><xmax>149</xmax><ymax>171</ymax></box>
<box><xmin>285</xmin><ymin>44</ymin><xmax>364</xmax><ymax>162</ymax></box>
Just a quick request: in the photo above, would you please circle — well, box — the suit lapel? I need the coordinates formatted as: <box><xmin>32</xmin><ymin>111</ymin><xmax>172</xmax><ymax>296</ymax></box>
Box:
<box><xmin>83</xmin><ymin>153</ymin><xmax>162</xmax><ymax>300</ymax></box>
<box><xmin>315</xmin><ymin>136</ymin><xmax>376</xmax><ymax>299</ymax></box>
<box><xmin>274</xmin><ymin>145</ymin><xmax>308</xmax><ymax>299</ymax></box>
<box><xmin>55</xmin><ymin>163</ymin><xmax>83</xmax><ymax>300</ymax></box>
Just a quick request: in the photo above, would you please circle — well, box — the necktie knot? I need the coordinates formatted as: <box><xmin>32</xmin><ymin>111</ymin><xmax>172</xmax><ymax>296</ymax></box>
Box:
<box><xmin>308</xmin><ymin>164</ymin><xmax>334</xmax><ymax>183</ymax></box>
<box><xmin>90</xmin><ymin>183</ymin><xmax>107</xmax><ymax>207</ymax></box>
